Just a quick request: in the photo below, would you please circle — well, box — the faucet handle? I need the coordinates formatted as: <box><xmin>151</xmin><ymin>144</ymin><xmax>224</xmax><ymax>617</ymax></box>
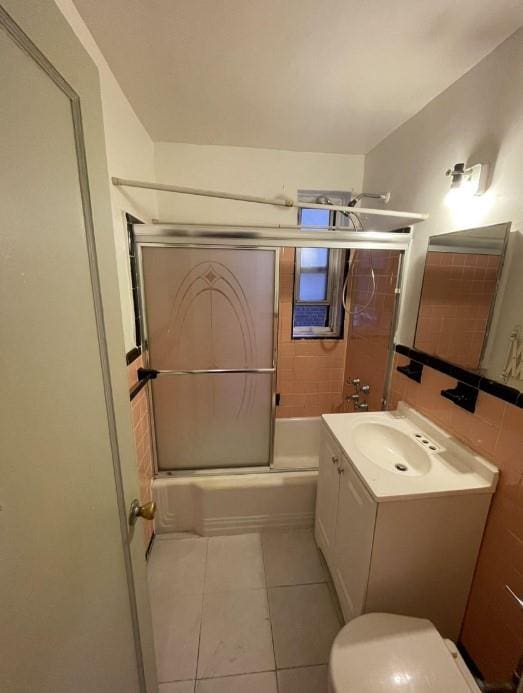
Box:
<box><xmin>360</xmin><ymin>384</ymin><xmax>370</xmax><ymax>394</ymax></box>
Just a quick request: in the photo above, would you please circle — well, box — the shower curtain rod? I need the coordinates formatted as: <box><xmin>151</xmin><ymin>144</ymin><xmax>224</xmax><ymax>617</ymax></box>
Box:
<box><xmin>112</xmin><ymin>176</ymin><xmax>294</xmax><ymax>208</ymax></box>
<box><xmin>111</xmin><ymin>177</ymin><xmax>427</xmax><ymax>221</ymax></box>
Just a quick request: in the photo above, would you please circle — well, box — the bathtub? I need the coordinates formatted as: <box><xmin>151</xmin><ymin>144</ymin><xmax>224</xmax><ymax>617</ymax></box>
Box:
<box><xmin>272</xmin><ymin>416</ymin><xmax>321</xmax><ymax>470</ymax></box>
<box><xmin>153</xmin><ymin>416</ymin><xmax>321</xmax><ymax>536</ymax></box>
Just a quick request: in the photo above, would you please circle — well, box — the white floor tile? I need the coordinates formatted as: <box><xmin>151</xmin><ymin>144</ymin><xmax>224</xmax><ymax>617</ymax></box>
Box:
<box><xmin>195</xmin><ymin>672</ymin><xmax>277</xmax><ymax>693</ymax></box>
<box><xmin>152</xmin><ymin>592</ymin><xmax>203</xmax><ymax>683</ymax></box>
<box><xmin>277</xmin><ymin>665</ymin><xmax>329</xmax><ymax>693</ymax></box>
<box><xmin>261</xmin><ymin>529</ymin><xmax>327</xmax><ymax>586</ymax></box>
<box><xmin>159</xmin><ymin>682</ymin><xmax>195</xmax><ymax>693</ymax></box>
<box><xmin>204</xmin><ymin>534</ymin><xmax>265</xmax><ymax>593</ymax></box>
<box><xmin>148</xmin><ymin>536</ymin><xmax>208</xmax><ymax>596</ymax></box>
<box><xmin>197</xmin><ymin>589</ymin><xmax>274</xmax><ymax>678</ymax></box>
<box><xmin>268</xmin><ymin>584</ymin><xmax>340</xmax><ymax>668</ymax></box>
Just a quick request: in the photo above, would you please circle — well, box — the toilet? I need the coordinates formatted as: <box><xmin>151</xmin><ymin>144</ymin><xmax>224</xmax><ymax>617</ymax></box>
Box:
<box><xmin>328</xmin><ymin>613</ymin><xmax>480</xmax><ymax>692</ymax></box>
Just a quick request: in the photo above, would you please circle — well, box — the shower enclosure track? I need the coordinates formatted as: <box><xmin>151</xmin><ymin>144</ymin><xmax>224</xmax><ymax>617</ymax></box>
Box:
<box><xmin>134</xmin><ymin>225</ymin><xmax>416</xmax><ymax>476</ymax></box>
<box><xmin>138</xmin><ymin>367</ymin><xmax>275</xmax><ymax>379</ymax></box>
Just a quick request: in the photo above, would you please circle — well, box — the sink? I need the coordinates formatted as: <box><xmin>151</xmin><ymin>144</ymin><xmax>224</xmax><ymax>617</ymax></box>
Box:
<box><xmin>352</xmin><ymin>422</ymin><xmax>431</xmax><ymax>476</ymax></box>
<box><xmin>322</xmin><ymin>404</ymin><xmax>498</xmax><ymax>501</ymax></box>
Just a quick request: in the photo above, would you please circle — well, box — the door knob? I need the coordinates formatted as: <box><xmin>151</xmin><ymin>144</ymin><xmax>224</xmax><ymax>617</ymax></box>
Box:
<box><xmin>129</xmin><ymin>498</ymin><xmax>156</xmax><ymax>526</ymax></box>
<box><xmin>331</xmin><ymin>455</ymin><xmax>339</xmax><ymax>465</ymax></box>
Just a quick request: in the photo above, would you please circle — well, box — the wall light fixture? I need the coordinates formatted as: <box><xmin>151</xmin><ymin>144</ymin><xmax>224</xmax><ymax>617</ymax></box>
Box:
<box><xmin>445</xmin><ymin>162</ymin><xmax>489</xmax><ymax>199</ymax></box>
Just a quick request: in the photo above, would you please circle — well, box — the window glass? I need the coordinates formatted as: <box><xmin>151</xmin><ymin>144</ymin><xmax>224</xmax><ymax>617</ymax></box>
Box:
<box><xmin>294</xmin><ymin>304</ymin><xmax>328</xmax><ymax>328</ymax></box>
<box><xmin>298</xmin><ymin>271</ymin><xmax>328</xmax><ymax>301</ymax></box>
<box><xmin>300</xmin><ymin>247</ymin><xmax>329</xmax><ymax>269</ymax></box>
<box><xmin>293</xmin><ymin>195</ymin><xmax>349</xmax><ymax>338</ymax></box>
<box><xmin>300</xmin><ymin>208</ymin><xmax>330</xmax><ymax>227</ymax></box>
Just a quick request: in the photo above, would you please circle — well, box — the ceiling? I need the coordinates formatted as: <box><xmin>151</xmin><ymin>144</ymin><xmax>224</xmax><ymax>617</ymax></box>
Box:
<box><xmin>73</xmin><ymin>0</ymin><xmax>523</xmax><ymax>155</ymax></box>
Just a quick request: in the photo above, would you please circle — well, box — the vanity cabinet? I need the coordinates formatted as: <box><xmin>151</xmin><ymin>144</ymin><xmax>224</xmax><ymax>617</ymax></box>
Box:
<box><xmin>314</xmin><ymin>420</ymin><xmax>493</xmax><ymax>639</ymax></box>
<box><xmin>331</xmin><ymin>457</ymin><xmax>376</xmax><ymax>620</ymax></box>
<box><xmin>315</xmin><ymin>428</ymin><xmax>342</xmax><ymax>564</ymax></box>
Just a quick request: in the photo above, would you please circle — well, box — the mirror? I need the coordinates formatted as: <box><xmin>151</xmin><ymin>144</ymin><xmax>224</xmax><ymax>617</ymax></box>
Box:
<box><xmin>414</xmin><ymin>222</ymin><xmax>510</xmax><ymax>372</ymax></box>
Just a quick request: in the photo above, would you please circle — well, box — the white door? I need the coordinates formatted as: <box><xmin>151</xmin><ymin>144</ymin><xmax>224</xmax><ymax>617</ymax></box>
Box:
<box><xmin>333</xmin><ymin>457</ymin><xmax>377</xmax><ymax>621</ymax></box>
<box><xmin>0</xmin><ymin>4</ymin><xmax>156</xmax><ymax>692</ymax></box>
<box><xmin>314</xmin><ymin>426</ymin><xmax>341</xmax><ymax>567</ymax></box>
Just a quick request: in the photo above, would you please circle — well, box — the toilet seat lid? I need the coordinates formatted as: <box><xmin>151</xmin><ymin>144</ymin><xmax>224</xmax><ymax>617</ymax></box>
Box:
<box><xmin>329</xmin><ymin>613</ymin><xmax>480</xmax><ymax>693</ymax></box>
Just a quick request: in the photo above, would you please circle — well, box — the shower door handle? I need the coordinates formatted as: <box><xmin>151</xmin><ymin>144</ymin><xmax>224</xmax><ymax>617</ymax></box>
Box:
<box><xmin>138</xmin><ymin>367</ymin><xmax>275</xmax><ymax>380</ymax></box>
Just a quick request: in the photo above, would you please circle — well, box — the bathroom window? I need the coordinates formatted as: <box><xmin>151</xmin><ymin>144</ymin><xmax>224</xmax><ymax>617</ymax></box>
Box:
<box><xmin>293</xmin><ymin>193</ymin><xmax>349</xmax><ymax>339</ymax></box>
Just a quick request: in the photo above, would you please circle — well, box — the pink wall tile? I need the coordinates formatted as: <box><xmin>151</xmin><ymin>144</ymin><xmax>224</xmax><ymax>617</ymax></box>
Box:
<box><xmin>343</xmin><ymin>250</ymin><xmax>401</xmax><ymax>412</ymax></box>
<box><xmin>416</xmin><ymin>253</ymin><xmax>500</xmax><ymax>369</ymax></box>
<box><xmin>277</xmin><ymin>248</ymin><xmax>399</xmax><ymax>417</ymax></box>
<box><xmin>276</xmin><ymin>249</ymin><xmax>348</xmax><ymax>417</ymax></box>
<box><xmin>128</xmin><ymin>356</ymin><xmax>155</xmax><ymax>548</ymax></box>
<box><xmin>127</xmin><ymin>353</ymin><xmax>144</xmax><ymax>389</ymax></box>
<box><xmin>391</xmin><ymin>361</ymin><xmax>523</xmax><ymax>680</ymax></box>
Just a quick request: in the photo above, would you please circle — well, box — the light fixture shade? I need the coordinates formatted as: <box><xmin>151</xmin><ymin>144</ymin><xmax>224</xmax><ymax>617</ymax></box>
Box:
<box><xmin>448</xmin><ymin>163</ymin><xmax>466</xmax><ymax>189</ymax></box>
<box><xmin>446</xmin><ymin>162</ymin><xmax>489</xmax><ymax>196</ymax></box>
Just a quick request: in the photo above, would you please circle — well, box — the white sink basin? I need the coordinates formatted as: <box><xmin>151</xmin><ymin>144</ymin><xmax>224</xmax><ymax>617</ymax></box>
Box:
<box><xmin>322</xmin><ymin>404</ymin><xmax>498</xmax><ymax>501</ymax></box>
<box><xmin>352</xmin><ymin>422</ymin><xmax>431</xmax><ymax>476</ymax></box>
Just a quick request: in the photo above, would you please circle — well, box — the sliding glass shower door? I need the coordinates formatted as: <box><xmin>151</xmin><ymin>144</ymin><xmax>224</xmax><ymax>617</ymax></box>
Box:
<box><xmin>140</xmin><ymin>247</ymin><xmax>276</xmax><ymax>471</ymax></box>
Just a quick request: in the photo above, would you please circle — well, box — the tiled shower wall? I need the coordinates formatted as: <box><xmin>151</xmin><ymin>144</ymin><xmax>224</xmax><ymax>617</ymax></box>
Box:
<box><xmin>415</xmin><ymin>252</ymin><xmax>500</xmax><ymax>369</ymax></box>
<box><xmin>343</xmin><ymin>250</ymin><xmax>400</xmax><ymax>411</ymax></box>
<box><xmin>276</xmin><ymin>248</ymin><xmax>347</xmax><ymax>418</ymax></box>
<box><xmin>276</xmin><ymin>248</ymin><xmax>399</xmax><ymax>417</ymax></box>
<box><xmin>391</xmin><ymin>353</ymin><xmax>523</xmax><ymax>680</ymax></box>
<box><xmin>128</xmin><ymin>354</ymin><xmax>155</xmax><ymax>548</ymax></box>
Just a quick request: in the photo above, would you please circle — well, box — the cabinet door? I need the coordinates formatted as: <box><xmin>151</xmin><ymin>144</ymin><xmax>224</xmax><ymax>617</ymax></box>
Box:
<box><xmin>332</xmin><ymin>457</ymin><xmax>377</xmax><ymax>622</ymax></box>
<box><xmin>314</xmin><ymin>426</ymin><xmax>341</xmax><ymax>570</ymax></box>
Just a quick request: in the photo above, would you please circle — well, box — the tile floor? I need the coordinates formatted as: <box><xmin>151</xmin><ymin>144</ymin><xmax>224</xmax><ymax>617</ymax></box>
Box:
<box><xmin>147</xmin><ymin>529</ymin><xmax>342</xmax><ymax>693</ymax></box>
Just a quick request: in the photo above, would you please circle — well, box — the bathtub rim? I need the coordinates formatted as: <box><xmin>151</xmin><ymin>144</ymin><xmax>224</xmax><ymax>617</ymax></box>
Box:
<box><xmin>155</xmin><ymin>464</ymin><xmax>318</xmax><ymax>478</ymax></box>
<box><xmin>154</xmin><ymin>415</ymin><xmax>321</xmax><ymax>477</ymax></box>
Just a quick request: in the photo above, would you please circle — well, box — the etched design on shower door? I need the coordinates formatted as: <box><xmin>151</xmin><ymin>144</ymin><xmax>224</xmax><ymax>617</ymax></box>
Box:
<box><xmin>141</xmin><ymin>247</ymin><xmax>276</xmax><ymax>470</ymax></box>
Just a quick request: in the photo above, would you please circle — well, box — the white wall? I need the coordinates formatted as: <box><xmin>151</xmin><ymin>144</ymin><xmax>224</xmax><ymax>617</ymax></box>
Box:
<box><xmin>364</xmin><ymin>29</ymin><xmax>523</xmax><ymax>385</ymax></box>
<box><xmin>56</xmin><ymin>0</ymin><xmax>158</xmax><ymax>352</ymax></box>
<box><xmin>154</xmin><ymin>142</ymin><xmax>364</xmax><ymax>226</ymax></box>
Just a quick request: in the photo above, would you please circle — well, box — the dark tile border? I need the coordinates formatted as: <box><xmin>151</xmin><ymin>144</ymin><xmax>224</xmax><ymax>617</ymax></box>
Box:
<box><xmin>129</xmin><ymin>378</ymin><xmax>148</xmax><ymax>401</ymax></box>
<box><xmin>396</xmin><ymin>359</ymin><xmax>424</xmax><ymax>383</ymax></box>
<box><xmin>126</xmin><ymin>212</ymin><xmax>144</xmax><ymax>352</ymax></box>
<box><xmin>395</xmin><ymin>344</ymin><xmax>522</xmax><ymax>407</ymax></box>
<box><xmin>480</xmin><ymin>377</ymin><xmax>521</xmax><ymax>407</ymax></box>
<box><xmin>126</xmin><ymin>346</ymin><xmax>141</xmax><ymax>365</ymax></box>
<box><xmin>441</xmin><ymin>382</ymin><xmax>478</xmax><ymax>414</ymax></box>
<box><xmin>145</xmin><ymin>531</ymin><xmax>156</xmax><ymax>561</ymax></box>
<box><xmin>456</xmin><ymin>643</ymin><xmax>484</xmax><ymax>682</ymax></box>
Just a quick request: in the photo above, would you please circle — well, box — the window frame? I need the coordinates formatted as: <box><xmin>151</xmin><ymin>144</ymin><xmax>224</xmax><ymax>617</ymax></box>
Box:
<box><xmin>294</xmin><ymin>247</ymin><xmax>331</xmax><ymax>306</ymax></box>
<box><xmin>293</xmin><ymin>192</ymin><xmax>351</xmax><ymax>339</ymax></box>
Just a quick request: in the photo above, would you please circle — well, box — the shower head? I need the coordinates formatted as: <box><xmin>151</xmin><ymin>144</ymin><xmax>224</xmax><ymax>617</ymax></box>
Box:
<box><xmin>348</xmin><ymin>191</ymin><xmax>391</xmax><ymax>207</ymax></box>
<box><xmin>315</xmin><ymin>195</ymin><xmax>351</xmax><ymax>218</ymax></box>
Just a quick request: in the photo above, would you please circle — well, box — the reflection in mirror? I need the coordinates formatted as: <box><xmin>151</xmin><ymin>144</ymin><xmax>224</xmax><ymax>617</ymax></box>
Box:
<box><xmin>415</xmin><ymin>223</ymin><xmax>510</xmax><ymax>371</ymax></box>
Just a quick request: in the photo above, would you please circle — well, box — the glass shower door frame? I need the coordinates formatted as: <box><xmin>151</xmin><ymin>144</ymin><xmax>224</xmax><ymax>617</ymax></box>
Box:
<box><xmin>134</xmin><ymin>225</ymin><xmax>412</xmax><ymax>476</ymax></box>
<box><xmin>135</xmin><ymin>242</ymin><xmax>280</xmax><ymax>477</ymax></box>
